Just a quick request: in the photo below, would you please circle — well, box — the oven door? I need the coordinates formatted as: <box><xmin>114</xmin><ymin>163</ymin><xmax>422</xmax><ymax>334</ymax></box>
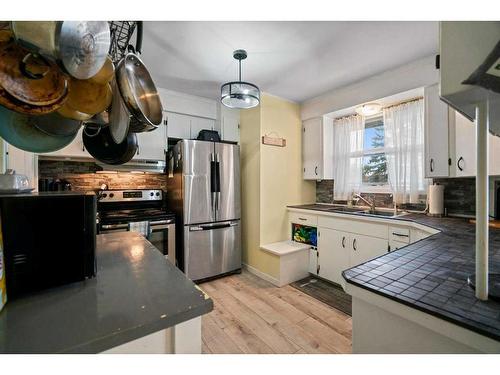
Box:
<box><xmin>148</xmin><ymin>219</ymin><xmax>176</xmax><ymax>264</ymax></box>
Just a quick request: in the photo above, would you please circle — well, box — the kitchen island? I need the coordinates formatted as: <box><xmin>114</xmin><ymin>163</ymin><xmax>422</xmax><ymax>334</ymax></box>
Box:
<box><xmin>288</xmin><ymin>204</ymin><xmax>500</xmax><ymax>353</ymax></box>
<box><xmin>0</xmin><ymin>232</ymin><xmax>213</xmax><ymax>354</ymax></box>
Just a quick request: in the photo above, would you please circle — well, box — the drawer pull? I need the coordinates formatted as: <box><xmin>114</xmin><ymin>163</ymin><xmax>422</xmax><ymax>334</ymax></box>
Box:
<box><xmin>298</xmin><ymin>217</ymin><xmax>307</xmax><ymax>221</ymax></box>
<box><xmin>392</xmin><ymin>232</ymin><xmax>409</xmax><ymax>237</ymax></box>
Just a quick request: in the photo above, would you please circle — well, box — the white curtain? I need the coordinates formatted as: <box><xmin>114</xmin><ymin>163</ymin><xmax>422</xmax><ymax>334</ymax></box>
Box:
<box><xmin>333</xmin><ymin>115</ymin><xmax>364</xmax><ymax>200</ymax></box>
<box><xmin>383</xmin><ymin>99</ymin><xmax>429</xmax><ymax>204</ymax></box>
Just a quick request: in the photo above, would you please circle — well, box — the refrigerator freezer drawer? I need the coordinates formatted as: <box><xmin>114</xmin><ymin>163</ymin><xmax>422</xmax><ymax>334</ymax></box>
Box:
<box><xmin>184</xmin><ymin>220</ymin><xmax>241</xmax><ymax>281</ymax></box>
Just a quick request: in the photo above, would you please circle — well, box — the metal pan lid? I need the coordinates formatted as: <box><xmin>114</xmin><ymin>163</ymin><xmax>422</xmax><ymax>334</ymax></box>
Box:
<box><xmin>56</xmin><ymin>21</ymin><xmax>111</xmax><ymax>80</ymax></box>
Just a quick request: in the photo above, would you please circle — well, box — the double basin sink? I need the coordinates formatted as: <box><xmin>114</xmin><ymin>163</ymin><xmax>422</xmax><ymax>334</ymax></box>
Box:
<box><xmin>324</xmin><ymin>205</ymin><xmax>403</xmax><ymax>218</ymax></box>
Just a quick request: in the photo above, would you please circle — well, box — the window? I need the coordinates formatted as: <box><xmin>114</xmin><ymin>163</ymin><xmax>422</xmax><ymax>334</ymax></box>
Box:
<box><xmin>333</xmin><ymin>98</ymin><xmax>427</xmax><ymax>203</ymax></box>
<box><xmin>360</xmin><ymin>116</ymin><xmax>390</xmax><ymax>192</ymax></box>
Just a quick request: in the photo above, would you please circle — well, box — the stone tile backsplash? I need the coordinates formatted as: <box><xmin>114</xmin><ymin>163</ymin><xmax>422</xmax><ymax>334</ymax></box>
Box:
<box><xmin>316</xmin><ymin>180</ymin><xmax>334</xmax><ymax>203</ymax></box>
<box><xmin>433</xmin><ymin>177</ymin><xmax>475</xmax><ymax>216</ymax></box>
<box><xmin>38</xmin><ymin>160</ymin><xmax>167</xmax><ymax>191</ymax></box>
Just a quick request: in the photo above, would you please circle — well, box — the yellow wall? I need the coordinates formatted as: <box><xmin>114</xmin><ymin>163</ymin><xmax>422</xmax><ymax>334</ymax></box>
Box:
<box><xmin>240</xmin><ymin>93</ymin><xmax>315</xmax><ymax>280</ymax></box>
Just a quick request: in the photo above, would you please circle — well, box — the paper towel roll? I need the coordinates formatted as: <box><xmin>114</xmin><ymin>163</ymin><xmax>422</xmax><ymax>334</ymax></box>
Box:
<box><xmin>428</xmin><ymin>184</ymin><xmax>445</xmax><ymax>216</ymax></box>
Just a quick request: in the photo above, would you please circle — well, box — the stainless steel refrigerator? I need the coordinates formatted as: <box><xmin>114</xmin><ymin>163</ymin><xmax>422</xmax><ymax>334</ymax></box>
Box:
<box><xmin>166</xmin><ymin>139</ymin><xmax>241</xmax><ymax>282</ymax></box>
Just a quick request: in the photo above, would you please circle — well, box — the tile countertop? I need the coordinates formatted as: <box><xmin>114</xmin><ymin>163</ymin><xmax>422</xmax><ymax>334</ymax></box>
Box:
<box><xmin>287</xmin><ymin>204</ymin><xmax>500</xmax><ymax>342</ymax></box>
<box><xmin>0</xmin><ymin>232</ymin><xmax>213</xmax><ymax>354</ymax></box>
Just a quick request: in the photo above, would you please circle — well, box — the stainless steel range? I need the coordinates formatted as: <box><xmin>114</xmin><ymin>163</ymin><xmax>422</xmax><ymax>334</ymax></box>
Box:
<box><xmin>97</xmin><ymin>189</ymin><xmax>176</xmax><ymax>263</ymax></box>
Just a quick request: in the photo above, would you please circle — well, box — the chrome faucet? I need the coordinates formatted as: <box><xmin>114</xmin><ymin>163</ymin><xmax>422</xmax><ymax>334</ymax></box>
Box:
<box><xmin>353</xmin><ymin>193</ymin><xmax>376</xmax><ymax>212</ymax></box>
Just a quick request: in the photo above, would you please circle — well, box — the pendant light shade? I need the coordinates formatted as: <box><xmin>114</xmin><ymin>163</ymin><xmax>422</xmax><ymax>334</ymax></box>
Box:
<box><xmin>221</xmin><ymin>50</ymin><xmax>260</xmax><ymax>109</ymax></box>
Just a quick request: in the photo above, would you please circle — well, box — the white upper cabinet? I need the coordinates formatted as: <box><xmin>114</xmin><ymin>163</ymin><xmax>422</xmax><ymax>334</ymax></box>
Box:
<box><xmin>450</xmin><ymin>111</ymin><xmax>476</xmax><ymax>177</ymax></box>
<box><xmin>424</xmin><ymin>84</ymin><xmax>450</xmax><ymax>178</ymax></box>
<box><xmin>43</xmin><ymin>127</ymin><xmax>90</xmax><ymax>159</ymax></box>
<box><xmin>424</xmin><ymin>84</ymin><xmax>500</xmax><ymax>178</ymax></box>
<box><xmin>219</xmin><ymin>105</ymin><xmax>240</xmax><ymax>143</ymax></box>
<box><xmin>4</xmin><ymin>143</ymin><xmax>37</xmax><ymax>190</ymax></box>
<box><xmin>165</xmin><ymin>111</ymin><xmax>216</xmax><ymax>141</ymax></box>
<box><xmin>158</xmin><ymin>88</ymin><xmax>217</xmax><ymax>120</ymax></box>
<box><xmin>190</xmin><ymin>116</ymin><xmax>216</xmax><ymax>139</ymax></box>
<box><xmin>166</xmin><ymin>111</ymin><xmax>192</xmax><ymax>140</ymax></box>
<box><xmin>302</xmin><ymin>116</ymin><xmax>333</xmax><ymax>180</ymax></box>
<box><xmin>135</xmin><ymin>121</ymin><xmax>167</xmax><ymax>160</ymax></box>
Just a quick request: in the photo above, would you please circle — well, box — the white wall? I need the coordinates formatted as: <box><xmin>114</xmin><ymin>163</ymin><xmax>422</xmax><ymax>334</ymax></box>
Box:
<box><xmin>301</xmin><ymin>55</ymin><xmax>439</xmax><ymax>120</ymax></box>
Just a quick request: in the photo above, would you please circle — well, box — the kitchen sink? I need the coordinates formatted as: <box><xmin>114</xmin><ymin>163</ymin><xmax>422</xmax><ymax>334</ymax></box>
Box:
<box><xmin>325</xmin><ymin>206</ymin><xmax>405</xmax><ymax>218</ymax></box>
<box><xmin>360</xmin><ymin>210</ymin><xmax>399</xmax><ymax>217</ymax></box>
<box><xmin>326</xmin><ymin>206</ymin><xmax>367</xmax><ymax>213</ymax></box>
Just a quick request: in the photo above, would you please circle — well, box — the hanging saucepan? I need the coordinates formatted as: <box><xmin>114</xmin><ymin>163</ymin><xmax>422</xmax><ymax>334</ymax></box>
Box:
<box><xmin>129</xmin><ymin>116</ymin><xmax>156</xmax><ymax>132</ymax></box>
<box><xmin>65</xmin><ymin>78</ymin><xmax>112</xmax><ymax>116</ymax></box>
<box><xmin>83</xmin><ymin>125</ymin><xmax>138</xmax><ymax>165</ymax></box>
<box><xmin>0</xmin><ymin>42</ymin><xmax>68</xmax><ymax>113</ymax></box>
<box><xmin>89</xmin><ymin>55</ymin><xmax>115</xmax><ymax>85</ymax></box>
<box><xmin>81</xmin><ymin>110</ymin><xmax>110</xmax><ymax>137</ymax></box>
<box><xmin>0</xmin><ymin>106</ymin><xmax>78</xmax><ymax>153</ymax></box>
<box><xmin>115</xmin><ymin>22</ymin><xmax>163</xmax><ymax>130</ymax></box>
<box><xmin>0</xmin><ymin>84</ymin><xmax>67</xmax><ymax>116</ymax></box>
<box><xmin>32</xmin><ymin>112</ymin><xmax>81</xmax><ymax>137</ymax></box>
<box><xmin>109</xmin><ymin>79</ymin><xmax>130</xmax><ymax>143</ymax></box>
<box><xmin>11</xmin><ymin>21</ymin><xmax>111</xmax><ymax>80</ymax></box>
<box><xmin>57</xmin><ymin>101</ymin><xmax>93</xmax><ymax>121</ymax></box>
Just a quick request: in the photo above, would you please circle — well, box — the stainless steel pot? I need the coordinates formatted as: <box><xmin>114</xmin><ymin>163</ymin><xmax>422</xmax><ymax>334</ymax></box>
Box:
<box><xmin>115</xmin><ymin>47</ymin><xmax>163</xmax><ymax>128</ymax></box>
<box><xmin>11</xmin><ymin>21</ymin><xmax>111</xmax><ymax>80</ymax></box>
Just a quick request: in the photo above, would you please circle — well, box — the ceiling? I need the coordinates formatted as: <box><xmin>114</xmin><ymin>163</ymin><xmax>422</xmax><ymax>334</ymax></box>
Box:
<box><xmin>141</xmin><ymin>21</ymin><xmax>439</xmax><ymax>103</ymax></box>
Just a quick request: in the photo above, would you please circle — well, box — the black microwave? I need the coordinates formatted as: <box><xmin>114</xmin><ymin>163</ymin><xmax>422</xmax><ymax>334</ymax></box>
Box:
<box><xmin>0</xmin><ymin>191</ymin><xmax>96</xmax><ymax>298</ymax></box>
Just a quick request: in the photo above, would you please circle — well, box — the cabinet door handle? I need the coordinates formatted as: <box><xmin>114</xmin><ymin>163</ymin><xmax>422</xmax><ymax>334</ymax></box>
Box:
<box><xmin>392</xmin><ymin>232</ymin><xmax>409</xmax><ymax>238</ymax></box>
<box><xmin>352</xmin><ymin>238</ymin><xmax>357</xmax><ymax>251</ymax></box>
<box><xmin>317</xmin><ymin>264</ymin><xmax>320</xmax><ymax>275</ymax></box>
<box><xmin>342</xmin><ymin>236</ymin><xmax>346</xmax><ymax>248</ymax></box>
<box><xmin>430</xmin><ymin>158</ymin><xmax>434</xmax><ymax>172</ymax></box>
<box><xmin>314</xmin><ymin>166</ymin><xmax>318</xmax><ymax>175</ymax></box>
<box><xmin>457</xmin><ymin>156</ymin><xmax>464</xmax><ymax>171</ymax></box>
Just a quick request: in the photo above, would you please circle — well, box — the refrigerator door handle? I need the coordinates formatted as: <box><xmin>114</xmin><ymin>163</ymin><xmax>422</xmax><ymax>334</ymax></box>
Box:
<box><xmin>210</xmin><ymin>153</ymin><xmax>217</xmax><ymax>216</ymax></box>
<box><xmin>215</xmin><ymin>153</ymin><xmax>221</xmax><ymax>214</ymax></box>
<box><xmin>189</xmin><ymin>221</ymin><xmax>238</xmax><ymax>231</ymax></box>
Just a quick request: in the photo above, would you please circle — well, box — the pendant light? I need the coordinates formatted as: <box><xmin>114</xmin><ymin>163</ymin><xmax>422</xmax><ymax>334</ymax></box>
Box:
<box><xmin>221</xmin><ymin>49</ymin><xmax>260</xmax><ymax>109</ymax></box>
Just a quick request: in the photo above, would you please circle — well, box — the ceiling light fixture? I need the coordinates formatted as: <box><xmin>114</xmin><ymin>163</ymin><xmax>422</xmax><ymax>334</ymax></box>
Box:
<box><xmin>221</xmin><ymin>49</ymin><xmax>260</xmax><ymax>109</ymax></box>
<box><xmin>355</xmin><ymin>103</ymin><xmax>382</xmax><ymax>117</ymax></box>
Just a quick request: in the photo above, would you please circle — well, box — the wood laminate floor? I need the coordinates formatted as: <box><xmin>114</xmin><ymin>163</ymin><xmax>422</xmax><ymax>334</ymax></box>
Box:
<box><xmin>199</xmin><ymin>271</ymin><xmax>352</xmax><ymax>354</ymax></box>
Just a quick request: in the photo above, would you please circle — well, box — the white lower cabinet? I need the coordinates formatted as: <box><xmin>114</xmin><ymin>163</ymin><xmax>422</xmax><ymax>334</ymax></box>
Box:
<box><xmin>389</xmin><ymin>239</ymin><xmax>408</xmax><ymax>252</ymax></box>
<box><xmin>309</xmin><ymin>248</ymin><xmax>319</xmax><ymax>275</ymax></box>
<box><xmin>349</xmin><ymin>233</ymin><xmax>388</xmax><ymax>268</ymax></box>
<box><xmin>290</xmin><ymin>210</ymin><xmax>437</xmax><ymax>291</ymax></box>
<box><xmin>316</xmin><ymin>226</ymin><xmax>388</xmax><ymax>289</ymax></box>
<box><xmin>317</xmin><ymin>228</ymin><xmax>350</xmax><ymax>287</ymax></box>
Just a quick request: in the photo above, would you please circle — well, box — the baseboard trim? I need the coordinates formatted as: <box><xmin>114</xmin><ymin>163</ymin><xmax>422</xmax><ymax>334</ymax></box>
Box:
<box><xmin>242</xmin><ymin>263</ymin><xmax>281</xmax><ymax>287</ymax></box>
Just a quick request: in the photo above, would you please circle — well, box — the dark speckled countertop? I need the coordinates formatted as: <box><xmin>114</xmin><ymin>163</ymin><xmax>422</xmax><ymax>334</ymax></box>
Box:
<box><xmin>288</xmin><ymin>204</ymin><xmax>500</xmax><ymax>342</ymax></box>
<box><xmin>0</xmin><ymin>232</ymin><xmax>213</xmax><ymax>353</ymax></box>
